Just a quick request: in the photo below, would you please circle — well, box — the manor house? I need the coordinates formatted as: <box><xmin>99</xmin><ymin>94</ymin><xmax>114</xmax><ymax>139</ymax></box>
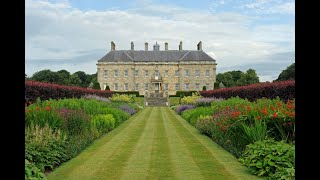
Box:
<box><xmin>97</xmin><ymin>41</ymin><xmax>217</xmax><ymax>96</ymax></box>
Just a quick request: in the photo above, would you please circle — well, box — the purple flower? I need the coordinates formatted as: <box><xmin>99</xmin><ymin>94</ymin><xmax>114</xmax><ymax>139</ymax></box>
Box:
<box><xmin>175</xmin><ymin>105</ymin><xmax>195</xmax><ymax>114</ymax></box>
<box><xmin>119</xmin><ymin>105</ymin><xmax>136</xmax><ymax>115</ymax></box>
<box><xmin>196</xmin><ymin>97</ymin><xmax>224</xmax><ymax>107</ymax></box>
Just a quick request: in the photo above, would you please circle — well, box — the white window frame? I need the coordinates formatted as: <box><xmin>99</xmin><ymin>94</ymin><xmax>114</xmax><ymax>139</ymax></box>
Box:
<box><xmin>124</xmin><ymin>70</ymin><xmax>128</xmax><ymax>77</ymax></box>
<box><xmin>145</xmin><ymin>83</ymin><xmax>149</xmax><ymax>91</ymax></box>
<box><xmin>185</xmin><ymin>70</ymin><xmax>189</xmax><ymax>77</ymax></box>
<box><xmin>135</xmin><ymin>70</ymin><xmax>139</xmax><ymax>77</ymax></box>
<box><xmin>124</xmin><ymin>83</ymin><xmax>128</xmax><ymax>91</ymax></box>
<box><xmin>104</xmin><ymin>70</ymin><xmax>108</xmax><ymax>77</ymax></box>
<box><xmin>114</xmin><ymin>83</ymin><xmax>118</xmax><ymax>91</ymax></box>
<box><xmin>165</xmin><ymin>70</ymin><xmax>169</xmax><ymax>77</ymax></box>
<box><xmin>114</xmin><ymin>70</ymin><xmax>118</xmax><ymax>77</ymax></box>
<box><xmin>145</xmin><ymin>70</ymin><xmax>149</xmax><ymax>77</ymax></box>
<box><xmin>135</xmin><ymin>84</ymin><xmax>139</xmax><ymax>91</ymax></box>
<box><xmin>165</xmin><ymin>84</ymin><xmax>169</xmax><ymax>91</ymax></box>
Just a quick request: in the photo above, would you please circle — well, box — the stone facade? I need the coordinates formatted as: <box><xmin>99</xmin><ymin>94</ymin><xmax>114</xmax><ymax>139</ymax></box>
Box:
<box><xmin>96</xmin><ymin>41</ymin><xmax>217</xmax><ymax>96</ymax></box>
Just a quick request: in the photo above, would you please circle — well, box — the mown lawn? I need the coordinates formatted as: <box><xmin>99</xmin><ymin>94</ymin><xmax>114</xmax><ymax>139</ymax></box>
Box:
<box><xmin>47</xmin><ymin>107</ymin><xmax>261</xmax><ymax>180</ymax></box>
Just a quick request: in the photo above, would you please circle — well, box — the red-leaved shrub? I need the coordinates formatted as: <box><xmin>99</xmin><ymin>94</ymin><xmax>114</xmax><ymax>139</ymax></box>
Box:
<box><xmin>200</xmin><ymin>80</ymin><xmax>295</xmax><ymax>101</ymax></box>
<box><xmin>25</xmin><ymin>81</ymin><xmax>113</xmax><ymax>102</ymax></box>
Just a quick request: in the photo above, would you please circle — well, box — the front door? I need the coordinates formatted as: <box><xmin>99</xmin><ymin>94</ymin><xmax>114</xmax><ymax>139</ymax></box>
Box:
<box><xmin>155</xmin><ymin>83</ymin><xmax>159</xmax><ymax>93</ymax></box>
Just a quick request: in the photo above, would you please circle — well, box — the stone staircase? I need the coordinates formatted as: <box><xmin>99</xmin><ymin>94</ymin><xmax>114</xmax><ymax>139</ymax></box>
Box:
<box><xmin>144</xmin><ymin>97</ymin><xmax>169</xmax><ymax>106</ymax></box>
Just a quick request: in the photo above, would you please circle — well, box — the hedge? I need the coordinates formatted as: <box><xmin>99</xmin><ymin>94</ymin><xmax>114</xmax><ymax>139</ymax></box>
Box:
<box><xmin>25</xmin><ymin>80</ymin><xmax>113</xmax><ymax>102</ymax></box>
<box><xmin>200</xmin><ymin>80</ymin><xmax>295</xmax><ymax>101</ymax></box>
<box><xmin>170</xmin><ymin>91</ymin><xmax>198</xmax><ymax>97</ymax></box>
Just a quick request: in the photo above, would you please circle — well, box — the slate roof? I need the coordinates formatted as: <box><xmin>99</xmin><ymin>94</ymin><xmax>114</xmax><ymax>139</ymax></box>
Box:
<box><xmin>97</xmin><ymin>50</ymin><xmax>216</xmax><ymax>62</ymax></box>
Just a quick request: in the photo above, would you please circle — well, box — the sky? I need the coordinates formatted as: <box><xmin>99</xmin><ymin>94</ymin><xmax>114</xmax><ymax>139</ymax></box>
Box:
<box><xmin>25</xmin><ymin>0</ymin><xmax>295</xmax><ymax>82</ymax></box>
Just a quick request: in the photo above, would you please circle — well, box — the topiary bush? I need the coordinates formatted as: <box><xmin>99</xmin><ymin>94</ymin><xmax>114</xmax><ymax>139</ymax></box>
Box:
<box><xmin>239</xmin><ymin>138</ymin><xmax>295</xmax><ymax>179</ymax></box>
<box><xmin>91</xmin><ymin>114</ymin><xmax>116</xmax><ymax>134</ymax></box>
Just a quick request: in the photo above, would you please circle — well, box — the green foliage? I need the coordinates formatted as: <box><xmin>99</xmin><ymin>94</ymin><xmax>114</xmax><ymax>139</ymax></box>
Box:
<box><xmin>100</xmin><ymin>107</ymin><xmax>130</xmax><ymax>126</ymax></box>
<box><xmin>217</xmin><ymin>72</ymin><xmax>234</xmax><ymax>87</ymax></box>
<box><xmin>216</xmin><ymin>69</ymin><xmax>259</xmax><ymax>87</ymax></box>
<box><xmin>239</xmin><ymin>120</ymin><xmax>269</xmax><ymax>145</ymax></box>
<box><xmin>25</xmin><ymin>124</ymin><xmax>68</xmax><ymax>172</ymax></box>
<box><xmin>276</xmin><ymin>63</ymin><xmax>295</xmax><ymax>81</ymax></box>
<box><xmin>59</xmin><ymin>109</ymin><xmax>91</xmax><ymax>136</ymax></box>
<box><xmin>25</xmin><ymin>159</ymin><xmax>47</xmax><ymax>180</ymax></box>
<box><xmin>239</xmin><ymin>139</ymin><xmax>295</xmax><ymax>179</ymax></box>
<box><xmin>110</xmin><ymin>93</ymin><xmax>135</xmax><ymax>103</ymax></box>
<box><xmin>181</xmin><ymin>107</ymin><xmax>214</xmax><ymax>126</ymax></box>
<box><xmin>25</xmin><ymin>102</ymin><xmax>63</xmax><ymax>130</ymax></box>
<box><xmin>31</xmin><ymin>69</ymin><xmax>58</xmax><ymax>83</ymax></box>
<box><xmin>91</xmin><ymin>114</ymin><xmax>116</xmax><ymax>134</ymax></box>
<box><xmin>31</xmin><ymin>69</ymin><xmax>96</xmax><ymax>87</ymax></box>
<box><xmin>92</xmin><ymin>81</ymin><xmax>101</xmax><ymax>89</ymax></box>
<box><xmin>180</xmin><ymin>92</ymin><xmax>202</xmax><ymax>105</ymax></box>
<box><xmin>236</xmin><ymin>69</ymin><xmax>259</xmax><ymax>86</ymax></box>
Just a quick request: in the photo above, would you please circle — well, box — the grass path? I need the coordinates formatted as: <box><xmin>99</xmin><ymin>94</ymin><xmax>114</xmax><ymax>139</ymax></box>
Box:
<box><xmin>47</xmin><ymin>107</ymin><xmax>261</xmax><ymax>180</ymax></box>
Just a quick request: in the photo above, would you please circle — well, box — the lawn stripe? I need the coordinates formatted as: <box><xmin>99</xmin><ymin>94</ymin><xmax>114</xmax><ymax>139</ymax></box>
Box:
<box><xmin>119</xmin><ymin>107</ymin><xmax>158</xmax><ymax>179</ymax></box>
<box><xmin>147</xmin><ymin>107</ymin><xmax>175</xmax><ymax>179</ymax></box>
<box><xmin>162</xmin><ymin>107</ymin><xmax>204</xmax><ymax>180</ymax></box>
<box><xmin>47</xmin><ymin>107</ymin><xmax>152</xmax><ymax>179</ymax></box>
<box><xmin>167</xmin><ymin>108</ymin><xmax>260</xmax><ymax>179</ymax></box>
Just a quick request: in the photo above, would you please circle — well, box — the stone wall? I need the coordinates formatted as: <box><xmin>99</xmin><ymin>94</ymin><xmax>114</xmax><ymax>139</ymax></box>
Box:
<box><xmin>97</xmin><ymin>61</ymin><xmax>216</xmax><ymax>96</ymax></box>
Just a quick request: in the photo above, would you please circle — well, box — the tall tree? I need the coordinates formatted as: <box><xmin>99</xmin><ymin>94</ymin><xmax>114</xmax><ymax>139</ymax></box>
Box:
<box><xmin>237</xmin><ymin>69</ymin><xmax>259</xmax><ymax>86</ymax></box>
<box><xmin>31</xmin><ymin>69</ymin><xmax>58</xmax><ymax>83</ymax></box>
<box><xmin>73</xmin><ymin>71</ymin><xmax>89</xmax><ymax>87</ymax></box>
<box><xmin>57</xmin><ymin>69</ymin><xmax>71</xmax><ymax>85</ymax></box>
<box><xmin>216</xmin><ymin>72</ymin><xmax>235</xmax><ymax>87</ymax></box>
<box><xmin>276</xmin><ymin>63</ymin><xmax>295</xmax><ymax>81</ymax></box>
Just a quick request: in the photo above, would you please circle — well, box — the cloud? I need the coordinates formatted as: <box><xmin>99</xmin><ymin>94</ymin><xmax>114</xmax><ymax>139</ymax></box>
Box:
<box><xmin>243</xmin><ymin>0</ymin><xmax>295</xmax><ymax>15</ymax></box>
<box><xmin>26</xmin><ymin>0</ymin><xmax>294</xmax><ymax>82</ymax></box>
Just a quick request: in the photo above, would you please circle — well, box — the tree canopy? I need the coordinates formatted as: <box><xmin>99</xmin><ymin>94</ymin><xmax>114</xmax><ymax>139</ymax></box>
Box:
<box><xmin>29</xmin><ymin>69</ymin><xmax>97</xmax><ymax>88</ymax></box>
<box><xmin>275</xmin><ymin>63</ymin><xmax>295</xmax><ymax>81</ymax></box>
<box><xmin>216</xmin><ymin>69</ymin><xmax>260</xmax><ymax>88</ymax></box>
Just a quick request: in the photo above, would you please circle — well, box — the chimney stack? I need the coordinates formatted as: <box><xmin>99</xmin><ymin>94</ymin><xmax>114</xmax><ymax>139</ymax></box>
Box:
<box><xmin>197</xmin><ymin>41</ymin><xmax>202</xmax><ymax>51</ymax></box>
<box><xmin>165</xmin><ymin>42</ymin><xmax>168</xmax><ymax>50</ymax></box>
<box><xmin>179</xmin><ymin>41</ymin><xmax>182</xmax><ymax>51</ymax></box>
<box><xmin>111</xmin><ymin>41</ymin><xmax>116</xmax><ymax>50</ymax></box>
<box><xmin>131</xmin><ymin>41</ymin><xmax>134</xmax><ymax>50</ymax></box>
<box><xmin>145</xmin><ymin>42</ymin><xmax>148</xmax><ymax>51</ymax></box>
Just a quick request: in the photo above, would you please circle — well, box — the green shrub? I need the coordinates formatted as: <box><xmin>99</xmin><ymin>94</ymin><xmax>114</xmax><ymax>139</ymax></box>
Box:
<box><xmin>58</xmin><ymin>109</ymin><xmax>91</xmax><ymax>136</ymax></box>
<box><xmin>180</xmin><ymin>92</ymin><xmax>202</xmax><ymax>105</ymax></box>
<box><xmin>181</xmin><ymin>107</ymin><xmax>214</xmax><ymax>126</ymax></box>
<box><xmin>110</xmin><ymin>93</ymin><xmax>135</xmax><ymax>103</ymax></box>
<box><xmin>100</xmin><ymin>107</ymin><xmax>130</xmax><ymax>126</ymax></box>
<box><xmin>239</xmin><ymin>139</ymin><xmax>295</xmax><ymax>179</ymax></box>
<box><xmin>195</xmin><ymin>115</ymin><xmax>215</xmax><ymax>136</ymax></box>
<box><xmin>25</xmin><ymin>159</ymin><xmax>46</xmax><ymax>180</ymax></box>
<box><xmin>65</xmin><ymin>133</ymin><xmax>96</xmax><ymax>159</ymax></box>
<box><xmin>25</xmin><ymin>104</ymin><xmax>63</xmax><ymax>130</ymax></box>
<box><xmin>25</xmin><ymin>124</ymin><xmax>68</xmax><ymax>172</ymax></box>
<box><xmin>91</xmin><ymin>114</ymin><xmax>115</xmax><ymax>134</ymax></box>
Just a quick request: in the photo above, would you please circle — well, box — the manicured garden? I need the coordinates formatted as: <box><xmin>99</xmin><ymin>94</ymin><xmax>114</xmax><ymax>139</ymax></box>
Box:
<box><xmin>173</xmin><ymin>80</ymin><xmax>295</xmax><ymax>179</ymax></box>
<box><xmin>25</xmin><ymin>91</ymin><xmax>142</xmax><ymax>179</ymax></box>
